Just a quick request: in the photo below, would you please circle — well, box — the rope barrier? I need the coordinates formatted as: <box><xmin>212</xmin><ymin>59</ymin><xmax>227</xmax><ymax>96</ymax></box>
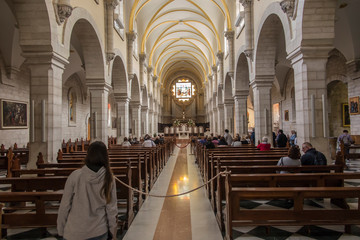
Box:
<box><xmin>174</xmin><ymin>140</ymin><xmax>191</xmax><ymax>149</ymax></box>
<box><xmin>114</xmin><ymin>170</ymin><xmax>230</xmax><ymax>198</ymax></box>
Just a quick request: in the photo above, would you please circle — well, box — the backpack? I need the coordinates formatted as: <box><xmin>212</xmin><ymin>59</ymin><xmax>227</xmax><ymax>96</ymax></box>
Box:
<box><xmin>314</xmin><ymin>151</ymin><xmax>327</xmax><ymax>165</ymax></box>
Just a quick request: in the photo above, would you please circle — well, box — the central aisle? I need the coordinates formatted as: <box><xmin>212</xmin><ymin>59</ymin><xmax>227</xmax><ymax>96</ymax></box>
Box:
<box><xmin>123</xmin><ymin>144</ymin><xmax>222</xmax><ymax>240</ymax></box>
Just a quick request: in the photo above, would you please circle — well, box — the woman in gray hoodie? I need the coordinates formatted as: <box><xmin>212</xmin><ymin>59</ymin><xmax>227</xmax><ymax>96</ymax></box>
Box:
<box><xmin>57</xmin><ymin>141</ymin><xmax>118</xmax><ymax>240</ymax></box>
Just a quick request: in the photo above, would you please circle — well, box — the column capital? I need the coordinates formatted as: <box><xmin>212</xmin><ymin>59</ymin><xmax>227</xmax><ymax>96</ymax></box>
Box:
<box><xmin>22</xmin><ymin>51</ymin><xmax>69</xmax><ymax>70</ymax></box>
<box><xmin>347</xmin><ymin>59</ymin><xmax>360</xmax><ymax>78</ymax></box>
<box><xmin>56</xmin><ymin>1</ymin><xmax>73</xmax><ymax>24</ymax></box>
<box><xmin>147</xmin><ymin>66</ymin><xmax>153</xmax><ymax>73</ymax></box>
<box><xmin>86</xmin><ymin>79</ymin><xmax>112</xmax><ymax>91</ymax></box>
<box><xmin>139</xmin><ymin>53</ymin><xmax>146</xmax><ymax>62</ymax></box>
<box><xmin>224</xmin><ymin>99</ymin><xmax>234</xmax><ymax>105</ymax></box>
<box><xmin>216</xmin><ymin>51</ymin><xmax>224</xmax><ymax>60</ymax></box>
<box><xmin>250</xmin><ymin>75</ymin><xmax>273</xmax><ymax>89</ymax></box>
<box><xmin>233</xmin><ymin>90</ymin><xmax>249</xmax><ymax>98</ymax></box>
<box><xmin>106</xmin><ymin>0</ymin><xmax>119</xmax><ymax>8</ymax></box>
<box><xmin>152</xmin><ymin>75</ymin><xmax>158</xmax><ymax>82</ymax></box>
<box><xmin>287</xmin><ymin>45</ymin><xmax>333</xmax><ymax>65</ymax></box>
<box><xmin>126</xmin><ymin>31</ymin><xmax>137</xmax><ymax>42</ymax></box>
<box><xmin>240</xmin><ymin>0</ymin><xmax>252</xmax><ymax>8</ymax></box>
<box><xmin>114</xmin><ymin>93</ymin><xmax>130</xmax><ymax>103</ymax></box>
<box><xmin>280</xmin><ymin>0</ymin><xmax>295</xmax><ymax>19</ymax></box>
<box><xmin>212</xmin><ymin>65</ymin><xmax>218</xmax><ymax>73</ymax></box>
<box><xmin>141</xmin><ymin>106</ymin><xmax>149</xmax><ymax>111</ymax></box>
<box><xmin>224</xmin><ymin>30</ymin><xmax>235</xmax><ymax>40</ymax></box>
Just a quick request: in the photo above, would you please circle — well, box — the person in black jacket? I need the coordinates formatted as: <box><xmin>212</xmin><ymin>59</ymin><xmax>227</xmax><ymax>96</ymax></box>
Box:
<box><xmin>300</xmin><ymin>142</ymin><xmax>327</xmax><ymax>165</ymax></box>
<box><xmin>276</xmin><ymin>129</ymin><xmax>288</xmax><ymax>147</ymax></box>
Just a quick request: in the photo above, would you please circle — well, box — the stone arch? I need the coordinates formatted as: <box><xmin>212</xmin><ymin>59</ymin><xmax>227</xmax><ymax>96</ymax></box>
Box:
<box><xmin>112</xmin><ymin>54</ymin><xmax>129</xmax><ymax>97</ymax></box>
<box><xmin>327</xmin><ymin>80</ymin><xmax>349</xmax><ymax>137</ymax></box>
<box><xmin>142</xmin><ymin>86</ymin><xmax>149</xmax><ymax>108</ymax></box>
<box><xmin>224</xmin><ymin>73</ymin><xmax>232</xmax><ymax>100</ymax></box>
<box><xmin>234</xmin><ymin>53</ymin><xmax>249</xmax><ymax>93</ymax></box>
<box><xmin>255</xmin><ymin>13</ymin><xmax>289</xmax><ymax>78</ymax></box>
<box><xmin>301</xmin><ymin>0</ymin><xmax>336</xmax><ymax>46</ymax></box>
<box><xmin>13</xmin><ymin>0</ymin><xmax>57</xmax><ymax>53</ymax></box>
<box><xmin>63</xmin><ymin>8</ymin><xmax>105</xmax><ymax>79</ymax></box>
<box><xmin>130</xmin><ymin>75</ymin><xmax>141</xmax><ymax>103</ymax></box>
<box><xmin>326</xmin><ymin>49</ymin><xmax>348</xmax><ymax>85</ymax></box>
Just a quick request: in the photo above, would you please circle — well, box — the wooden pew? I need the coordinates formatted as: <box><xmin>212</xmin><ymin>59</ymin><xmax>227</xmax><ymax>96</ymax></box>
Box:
<box><xmin>215</xmin><ymin>172</ymin><xmax>360</xmax><ymax>231</ymax></box>
<box><xmin>224</xmin><ymin>185</ymin><xmax>360</xmax><ymax>240</ymax></box>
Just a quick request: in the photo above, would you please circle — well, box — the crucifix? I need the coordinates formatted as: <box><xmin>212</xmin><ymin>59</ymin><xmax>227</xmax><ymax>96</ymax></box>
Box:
<box><xmin>182</xmin><ymin>104</ymin><xmax>186</xmax><ymax>119</ymax></box>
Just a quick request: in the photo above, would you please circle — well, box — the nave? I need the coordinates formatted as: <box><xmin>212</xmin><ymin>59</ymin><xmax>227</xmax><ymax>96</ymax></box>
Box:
<box><xmin>3</xmin><ymin>142</ymin><xmax>360</xmax><ymax>240</ymax></box>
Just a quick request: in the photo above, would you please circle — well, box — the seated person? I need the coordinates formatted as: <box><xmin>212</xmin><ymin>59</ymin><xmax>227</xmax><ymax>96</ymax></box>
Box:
<box><xmin>257</xmin><ymin>137</ymin><xmax>271</xmax><ymax>151</ymax></box>
<box><xmin>121</xmin><ymin>137</ymin><xmax>131</xmax><ymax>146</ymax></box>
<box><xmin>277</xmin><ymin>145</ymin><xmax>301</xmax><ymax>173</ymax></box>
<box><xmin>218</xmin><ymin>137</ymin><xmax>228</xmax><ymax>146</ymax></box>
<box><xmin>142</xmin><ymin>134</ymin><xmax>156</xmax><ymax>147</ymax></box>
<box><xmin>205</xmin><ymin>137</ymin><xmax>215</xmax><ymax>149</ymax></box>
<box><xmin>241</xmin><ymin>136</ymin><xmax>249</xmax><ymax>144</ymax></box>
<box><xmin>212</xmin><ymin>137</ymin><xmax>219</xmax><ymax>145</ymax></box>
<box><xmin>231</xmin><ymin>137</ymin><xmax>242</xmax><ymax>147</ymax></box>
<box><xmin>300</xmin><ymin>142</ymin><xmax>327</xmax><ymax>165</ymax></box>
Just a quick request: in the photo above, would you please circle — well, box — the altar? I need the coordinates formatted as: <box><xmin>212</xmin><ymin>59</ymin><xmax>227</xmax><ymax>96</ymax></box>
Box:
<box><xmin>177</xmin><ymin>124</ymin><xmax>191</xmax><ymax>139</ymax></box>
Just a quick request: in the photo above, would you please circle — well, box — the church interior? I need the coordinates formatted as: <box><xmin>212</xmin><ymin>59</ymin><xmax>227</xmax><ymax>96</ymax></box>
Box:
<box><xmin>1</xmin><ymin>0</ymin><xmax>360</xmax><ymax>239</ymax></box>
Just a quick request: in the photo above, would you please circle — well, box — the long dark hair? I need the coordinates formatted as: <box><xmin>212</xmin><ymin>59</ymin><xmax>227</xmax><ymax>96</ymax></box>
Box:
<box><xmin>85</xmin><ymin>141</ymin><xmax>113</xmax><ymax>203</ymax></box>
<box><xmin>288</xmin><ymin>145</ymin><xmax>301</xmax><ymax>159</ymax></box>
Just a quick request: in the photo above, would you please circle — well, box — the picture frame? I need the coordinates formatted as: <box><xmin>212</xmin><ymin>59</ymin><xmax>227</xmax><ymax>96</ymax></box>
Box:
<box><xmin>342</xmin><ymin>103</ymin><xmax>350</xmax><ymax>127</ymax></box>
<box><xmin>349</xmin><ymin>96</ymin><xmax>359</xmax><ymax>115</ymax></box>
<box><xmin>1</xmin><ymin>99</ymin><xmax>28</xmax><ymax>129</ymax></box>
<box><xmin>284</xmin><ymin>110</ymin><xmax>289</xmax><ymax>121</ymax></box>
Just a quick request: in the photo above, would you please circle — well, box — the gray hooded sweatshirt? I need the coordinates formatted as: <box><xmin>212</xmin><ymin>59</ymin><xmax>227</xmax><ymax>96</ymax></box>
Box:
<box><xmin>57</xmin><ymin>166</ymin><xmax>118</xmax><ymax>240</ymax></box>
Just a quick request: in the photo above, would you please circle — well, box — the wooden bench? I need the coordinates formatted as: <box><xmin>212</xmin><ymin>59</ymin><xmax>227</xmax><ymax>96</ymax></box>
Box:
<box><xmin>224</xmin><ymin>184</ymin><xmax>360</xmax><ymax>240</ymax></box>
<box><xmin>215</xmin><ymin>172</ymin><xmax>360</xmax><ymax>231</ymax></box>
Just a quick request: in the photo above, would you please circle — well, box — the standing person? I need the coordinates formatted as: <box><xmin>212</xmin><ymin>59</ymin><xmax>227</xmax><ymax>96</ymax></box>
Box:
<box><xmin>57</xmin><ymin>141</ymin><xmax>118</xmax><ymax>240</ymax></box>
<box><xmin>300</xmin><ymin>142</ymin><xmax>327</xmax><ymax>166</ymax></box>
<box><xmin>142</xmin><ymin>134</ymin><xmax>156</xmax><ymax>147</ymax></box>
<box><xmin>276</xmin><ymin>129</ymin><xmax>288</xmax><ymax>148</ymax></box>
<box><xmin>224</xmin><ymin>129</ymin><xmax>233</xmax><ymax>145</ymax></box>
<box><xmin>289</xmin><ymin>130</ymin><xmax>297</xmax><ymax>146</ymax></box>
<box><xmin>257</xmin><ymin>137</ymin><xmax>271</xmax><ymax>151</ymax></box>
<box><xmin>277</xmin><ymin>145</ymin><xmax>301</xmax><ymax>173</ymax></box>
<box><xmin>250</xmin><ymin>128</ymin><xmax>255</xmax><ymax>145</ymax></box>
<box><xmin>337</xmin><ymin>130</ymin><xmax>354</xmax><ymax>155</ymax></box>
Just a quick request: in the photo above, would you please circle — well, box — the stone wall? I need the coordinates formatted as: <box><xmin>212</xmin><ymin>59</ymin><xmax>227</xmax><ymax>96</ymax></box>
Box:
<box><xmin>327</xmin><ymin>80</ymin><xmax>349</xmax><ymax>137</ymax></box>
<box><xmin>0</xmin><ymin>67</ymin><xmax>30</xmax><ymax>148</ymax></box>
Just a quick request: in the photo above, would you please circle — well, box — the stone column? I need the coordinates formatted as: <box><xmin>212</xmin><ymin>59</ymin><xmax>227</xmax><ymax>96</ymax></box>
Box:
<box><xmin>288</xmin><ymin>49</ymin><xmax>330</xmax><ymax>156</ymax></box>
<box><xmin>87</xmin><ymin>80</ymin><xmax>111</xmax><ymax>144</ymax></box>
<box><xmin>224</xmin><ymin>31</ymin><xmax>235</xmax><ymax>72</ymax></box>
<box><xmin>250</xmin><ymin>77</ymin><xmax>273</xmax><ymax>146</ymax></box>
<box><xmin>234</xmin><ymin>90</ymin><xmax>249</xmax><ymax>136</ymax></box>
<box><xmin>141</xmin><ymin>106</ymin><xmax>149</xmax><ymax>135</ymax></box>
<box><xmin>105</xmin><ymin>0</ymin><xmax>118</xmax><ymax>62</ymax></box>
<box><xmin>130</xmin><ymin>103</ymin><xmax>141</xmax><ymax>138</ymax></box>
<box><xmin>217</xmin><ymin>52</ymin><xmax>224</xmax><ymax>85</ymax></box>
<box><xmin>126</xmin><ymin>31</ymin><xmax>136</xmax><ymax>76</ymax></box>
<box><xmin>115</xmin><ymin>95</ymin><xmax>130</xmax><ymax>141</ymax></box>
<box><xmin>139</xmin><ymin>53</ymin><xmax>146</xmax><ymax>87</ymax></box>
<box><xmin>147</xmin><ymin>66</ymin><xmax>153</xmax><ymax>93</ymax></box>
<box><xmin>149</xmin><ymin>109</ymin><xmax>154</xmax><ymax>135</ymax></box>
<box><xmin>217</xmin><ymin>103</ymin><xmax>224</xmax><ymax>134</ymax></box>
<box><xmin>213</xmin><ymin>107</ymin><xmax>218</xmax><ymax>135</ymax></box>
<box><xmin>26</xmin><ymin>53</ymin><xmax>68</xmax><ymax>167</ymax></box>
<box><xmin>224</xmin><ymin>99</ymin><xmax>234</xmax><ymax>135</ymax></box>
<box><xmin>240</xmin><ymin>0</ymin><xmax>253</xmax><ymax>59</ymax></box>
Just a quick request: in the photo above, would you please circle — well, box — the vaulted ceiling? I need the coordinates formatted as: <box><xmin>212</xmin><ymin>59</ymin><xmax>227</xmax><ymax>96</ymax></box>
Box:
<box><xmin>129</xmin><ymin>0</ymin><xmax>233</xmax><ymax>89</ymax></box>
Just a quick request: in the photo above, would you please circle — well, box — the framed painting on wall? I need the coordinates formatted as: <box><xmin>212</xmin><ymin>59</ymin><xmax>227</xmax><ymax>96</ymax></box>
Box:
<box><xmin>284</xmin><ymin>110</ymin><xmax>289</xmax><ymax>121</ymax></box>
<box><xmin>342</xmin><ymin>103</ymin><xmax>350</xmax><ymax>127</ymax></box>
<box><xmin>1</xmin><ymin>99</ymin><xmax>28</xmax><ymax>129</ymax></box>
<box><xmin>349</xmin><ymin>96</ymin><xmax>359</xmax><ymax>115</ymax></box>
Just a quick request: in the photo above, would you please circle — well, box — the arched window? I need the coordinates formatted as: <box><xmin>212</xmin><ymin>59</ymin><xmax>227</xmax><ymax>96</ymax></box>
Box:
<box><xmin>114</xmin><ymin>0</ymin><xmax>124</xmax><ymax>39</ymax></box>
<box><xmin>235</xmin><ymin>0</ymin><xmax>245</xmax><ymax>38</ymax></box>
<box><xmin>68</xmin><ymin>89</ymin><xmax>77</xmax><ymax>124</ymax></box>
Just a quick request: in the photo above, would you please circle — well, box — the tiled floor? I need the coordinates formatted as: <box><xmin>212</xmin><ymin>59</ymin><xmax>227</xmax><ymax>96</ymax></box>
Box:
<box><xmin>2</xmin><ymin>152</ymin><xmax>360</xmax><ymax>240</ymax></box>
